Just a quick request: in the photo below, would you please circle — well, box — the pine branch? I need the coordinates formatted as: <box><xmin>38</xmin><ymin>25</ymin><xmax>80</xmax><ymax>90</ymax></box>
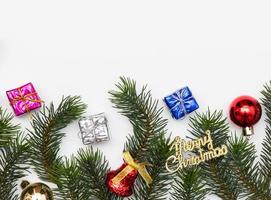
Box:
<box><xmin>110</xmin><ymin>77</ymin><xmax>171</xmax><ymax>199</ymax></box>
<box><xmin>130</xmin><ymin>135</ymin><xmax>172</xmax><ymax>200</ymax></box>
<box><xmin>0</xmin><ymin>108</ymin><xmax>20</xmax><ymax>147</ymax></box>
<box><xmin>109</xmin><ymin>77</ymin><xmax>168</xmax><ymax>161</ymax></box>
<box><xmin>189</xmin><ymin>110</ymin><xmax>229</xmax><ymax>147</ymax></box>
<box><xmin>0</xmin><ymin>134</ymin><xmax>29</xmax><ymax>200</ymax></box>
<box><xmin>260</xmin><ymin>82</ymin><xmax>271</xmax><ymax>182</ymax></box>
<box><xmin>170</xmin><ymin>166</ymin><xmax>207</xmax><ymax>200</ymax></box>
<box><xmin>76</xmin><ymin>147</ymin><xmax>121</xmax><ymax>200</ymax></box>
<box><xmin>53</xmin><ymin>157</ymin><xmax>83</xmax><ymax>200</ymax></box>
<box><xmin>228</xmin><ymin>135</ymin><xmax>271</xmax><ymax>200</ymax></box>
<box><xmin>188</xmin><ymin>110</ymin><xmax>241</xmax><ymax>200</ymax></box>
<box><xmin>28</xmin><ymin>96</ymin><xmax>87</xmax><ymax>183</ymax></box>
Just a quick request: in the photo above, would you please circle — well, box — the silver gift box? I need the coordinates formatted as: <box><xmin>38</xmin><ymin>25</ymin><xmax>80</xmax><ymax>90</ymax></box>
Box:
<box><xmin>78</xmin><ymin>113</ymin><xmax>110</xmax><ymax>145</ymax></box>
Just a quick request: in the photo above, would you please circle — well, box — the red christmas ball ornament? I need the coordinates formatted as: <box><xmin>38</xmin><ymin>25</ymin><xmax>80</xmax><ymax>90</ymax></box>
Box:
<box><xmin>229</xmin><ymin>95</ymin><xmax>262</xmax><ymax>136</ymax></box>
<box><xmin>106</xmin><ymin>163</ymin><xmax>138</xmax><ymax>197</ymax></box>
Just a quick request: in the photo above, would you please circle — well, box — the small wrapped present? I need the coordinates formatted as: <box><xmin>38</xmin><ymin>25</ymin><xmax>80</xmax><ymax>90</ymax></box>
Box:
<box><xmin>6</xmin><ymin>82</ymin><xmax>43</xmax><ymax>116</ymax></box>
<box><xmin>78</xmin><ymin>113</ymin><xmax>110</xmax><ymax>145</ymax></box>
<box><xmin>164</xmin><ymin>86</ymin><xmax>199</xmax><ymax>120</ymax></box>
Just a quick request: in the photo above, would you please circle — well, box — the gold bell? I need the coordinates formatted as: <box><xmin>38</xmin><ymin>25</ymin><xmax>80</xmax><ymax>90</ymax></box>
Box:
<box><xmin>20</xmin><ymin>180</ymin><xmax>54</xmax><ymax>200</ymax></box>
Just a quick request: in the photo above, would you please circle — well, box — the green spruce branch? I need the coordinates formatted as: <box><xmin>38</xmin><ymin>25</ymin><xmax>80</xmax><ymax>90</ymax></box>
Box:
<box><xmin>76</xmin><ymin>147</ymin><xmax>120</xmax><ymax>200</ymax></box>
<box><xmin>0</xmin><ymin>108</ymin><xmax>20</xmax><ymax>147</ymax></box>
<box><xmin>228</xmin><ymin>135</ymin><xmax>270</xmax><ymax>200</ymax></box>
<box><xmin>53</xmin><ymin>145</ymin><xmax>121</xmax><ymax>200</ymax></box>
<box><xmin>0</xmin><ymin>108</ymin><xmax>29</xmax><ymax>200</ymax></box>
<box><xmin>188</xmin><ymin>110</ymin><xmax>241</xmax><ymax>200</ymax></box>
<box><xmin>52</xmin><ymin>157</ymin><xmax>83</xmax><ymax>200</ymax></box>
<box><xmin>110</xmin><ymin>77</ymin><xmax>172</xmax><ymax>200</ymax></box>
<box><xmin>170</xmin><ymin>166</ymin><xmax>207</xmax><ymax>200</ymax></box>
<box><xmin>27</xmin><ymin>96</ymin><xmax>87</xmax><ymax>200</ymax></box>
<box><xmin>27</xmin><ymin>95</ymin><xmax>120</xmax><ymax>200</ymax></box>
<box><xmin>109</xmin><ymin>77</ymin><xmax>168</xmax><ymax>161</ymax></box>
<box><xmin>261</xmin><ymin>82</ymin><xmax>271</xmax><ymax>182</ymax></box>
<box><xmin>130</xmin><ymin>135</ymin><xmax>172</xmax><ymax>200</ymax></box>
<box><xmin>0</xmin><ymin>134</ymin><xmax>29</xmax><ymax>200</ymax></box>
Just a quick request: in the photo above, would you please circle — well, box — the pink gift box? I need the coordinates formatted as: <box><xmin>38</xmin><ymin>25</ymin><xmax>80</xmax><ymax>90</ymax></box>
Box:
<box><xmin>6</xmin><ymin>82</ymin><xmax>42</xmax><ymax>116</ymax></box>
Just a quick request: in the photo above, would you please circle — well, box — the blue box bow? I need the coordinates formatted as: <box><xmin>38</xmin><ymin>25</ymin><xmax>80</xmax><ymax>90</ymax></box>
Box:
<box><xmin>164</xmin><ymin>86</ymin><xmax>199</xmax><ymax>120</ymax></box>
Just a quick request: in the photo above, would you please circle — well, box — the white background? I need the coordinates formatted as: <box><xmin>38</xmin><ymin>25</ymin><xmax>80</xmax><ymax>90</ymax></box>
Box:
<box><xmin>0</xmin><ymin>1</ymin><xmax>271</xmax><ymax>199</ymax></box>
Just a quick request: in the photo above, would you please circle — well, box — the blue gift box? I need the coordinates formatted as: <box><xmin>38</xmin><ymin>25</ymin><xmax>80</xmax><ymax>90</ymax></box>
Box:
<box><xmin>164</xmin><ymin>86</ymin><xmax>199</xmax><ymax>120</ymax></box>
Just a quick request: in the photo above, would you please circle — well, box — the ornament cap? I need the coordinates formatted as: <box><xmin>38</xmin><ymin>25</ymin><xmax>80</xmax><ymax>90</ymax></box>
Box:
<box><xmin>20</xmin><ymin>180</ymin><xmax>30</xmax><ymax>189</ymax></box>
<box><xmin>242</xmin><ymin>126</ymin><xmax>254</xmax><ymax>136</ymax></box>
<box><xmin>20</xmin><ymin>181</ymin><xmax>54</xmax><ymax>200</ymax></box>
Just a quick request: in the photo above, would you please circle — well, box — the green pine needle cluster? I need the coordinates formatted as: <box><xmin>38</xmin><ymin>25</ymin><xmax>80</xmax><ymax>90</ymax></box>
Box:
<box><xmin>0</xmin><ymin>109</ymin><xmax>29</xmax><ymax>200</ymax></box>
<box><xmin>129</xmin><ymin>136</ymin><xmax>172</xmax><ymax>200</ymax></box>
<box><xmin>53</xmin><ymin>156</ymin><xmax>82</xmax><ymax>200</ymax></box>
<box><xmin>109</xmin><ymin>77</ymin><xmax>168</xmax><ymax>161</ymax></box>
<box><xmin>228</xmin><ymin>135</ymin><xmax>270</xmax><ymax>200</ymax></box>
<box><xmin>25</xmin><ymin>95</ymin><xmax>120</xmax><ymax>200</ymax></box>
<box><xmin>171</xmin><ymin>166</ymin><xmax>207</xmax><ymax>200</ymax></box>
<box><xmin>0</xmin><ymin>108</ymin><xmax>20</xmax><ymax>146</ymax></box>
<box><xmin>28</xmin><ymin>96</ymin><xmax>87</xmax><ymax>182</ymax></box>
<box><xmin>110</xmin><ymin>77</ymin><xmax>172</xmax><ymax>200</ymax></box>
<box><xmin>188</xmin><ymin>110</ymin><xmax>241</xmax><ymax>200</ymax></box>
<box><xmin>184</xmin><ymin>108</ymin><xmax>271</xmax><ymax>200</ymax></box>
<box><xmin>54</xmin><ymin>148</ymin><xmax>119</xmax><ymax>200</ymax></box>
<box><xmin>76</xmin><ymin>147</ymin><xmax>120</xmax><ymax>200</ymax></box>
<box><xmin>261</xmin><ymin>82</ymin><xmax>271</xmax><ymax>183</ymax></box>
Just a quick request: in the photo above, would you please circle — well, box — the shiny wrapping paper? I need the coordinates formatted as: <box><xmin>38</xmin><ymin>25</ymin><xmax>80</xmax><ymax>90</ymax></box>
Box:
<box><xmin>6</xmin><ymin>82</ymin><xmax>42</xmax><ymax>116</ymax></box>
<box><xmin>106</xmin><ymin>151</ymin><xmax>152</xmax><ymax>197</ymax></box>
<box><xmin>164</xmin><ymin>86</ymin><xmax>199</xmax><ymax>119</ymax></box>
<box><xmin>106</xmin><ymin>163</ymin><xmax>138</xmax><ymax>197</ymax></box>
<box><xmin>78</xmin><ymin>113</ymin><xmax>110</xmax><ymax>145</ymax></box>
